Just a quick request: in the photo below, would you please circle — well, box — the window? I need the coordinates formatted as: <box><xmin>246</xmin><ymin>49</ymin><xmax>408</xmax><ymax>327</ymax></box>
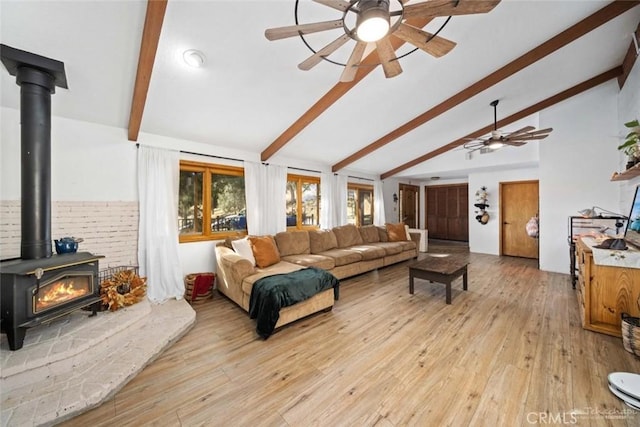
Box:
<box><xmin>287</xmin><ymin>174</ymin><xmax>320</xmax><ymax>229</ymax></box>
<box><xmin>347</xmin><ymin>184</ymin><xmax>374</xmax><ymax>226</ymax></box>
<box><xmin>178</xmin><ymin>160</ymin><xmax>246</xmax><ymax>242</ymax></box>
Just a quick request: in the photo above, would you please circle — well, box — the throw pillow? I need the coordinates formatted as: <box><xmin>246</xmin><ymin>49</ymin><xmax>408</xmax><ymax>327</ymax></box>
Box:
<box><xmin>231</xmin><ymin>237</ymin><xmax>256</xmax><ymax>266</ymax></box>
<box><xmin>386</xmin><ymin>222</ymin><xmax>408</xmax><ymax>242</ymax></box>
<box><xmin>248</xmin><ymin>235</ymin><xmax>281</xmax><ymax>268</ymax></box>
<box><xmin>405</xmin><ymin>225</ymin><xmax>411</xmax><ymax>241</ymax></box>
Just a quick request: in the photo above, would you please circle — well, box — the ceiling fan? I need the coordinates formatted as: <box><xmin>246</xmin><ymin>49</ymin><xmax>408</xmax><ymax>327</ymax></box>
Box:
<box><xmin>264</xmin><ymin>0</ymin><xmax>501</xmax><ymax>82</ymax></box>
<box><xmin>463</xmin><ymin>100</ymin><xmax>553</xmax><ymax>156</ymax></box>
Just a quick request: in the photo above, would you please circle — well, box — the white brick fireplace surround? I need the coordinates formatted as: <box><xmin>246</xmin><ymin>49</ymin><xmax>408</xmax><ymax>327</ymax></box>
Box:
<box><xmin>0</xmin><ymin>200</ymin><xmax>139</xmax><ymax>269</ymax></box>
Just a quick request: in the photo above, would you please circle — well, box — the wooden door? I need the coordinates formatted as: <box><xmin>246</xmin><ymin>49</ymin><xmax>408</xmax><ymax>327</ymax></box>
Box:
<box><xmin>399</xmin><ymin>183</ymin><xmax>419</xmax><ymax>228</ymax></box>
<box><xmin>426</xmin><ymin>184</ymin><xmax>469</xmax><ymax>241</ymax></box>
<box><xmin>501</xmin><ymin>180</ymin><xmax>539</xmax><ymax>259</ymax></box>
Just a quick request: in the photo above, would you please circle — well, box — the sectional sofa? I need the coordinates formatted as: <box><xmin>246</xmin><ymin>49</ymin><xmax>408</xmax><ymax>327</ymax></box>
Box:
<box><xmin>214</xmin><ymin>223</ymin><xmax>419</xmax><ymax>332</ymax></box>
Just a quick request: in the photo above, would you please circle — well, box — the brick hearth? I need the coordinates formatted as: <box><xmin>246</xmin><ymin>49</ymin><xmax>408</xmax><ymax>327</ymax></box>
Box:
<box><xmin>0</xmin><ymin>298</ymin><xmax>195</xmax><ymax>426</ymax></box>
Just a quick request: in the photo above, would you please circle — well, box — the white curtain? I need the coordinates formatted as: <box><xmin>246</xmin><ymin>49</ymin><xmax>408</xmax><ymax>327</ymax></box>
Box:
<box><xmin>335</xmin><ymin>174</ymin><xmax>348</xmax><ymax>226</ymax></box>
<box><xmin>266</xmin><ymin>164</ymin><xmax>287</xmax><ymax>235</ymax></box>
<box><xmin>373</xmin><ymin>179</ymin><xmax>386</xmax><ymax>226</ymax></box>
<box><xmin>137</xmin><ymin>145</ymin><xmax>184</xmax><ymax>303</ymax></box>
<box><xmin>245</xmin><ymin>161</ymin><xmax>267</xmax><ymax>236</ymax></box>
<box><xmin>245</xmin><ymin>162</ymin><xmax>287</xmax><ymax>235</ymax></box>
<box><xmin>320</xmin><ymin>172</ymin><xmax>348</xmax><ymax>229</ymax></box>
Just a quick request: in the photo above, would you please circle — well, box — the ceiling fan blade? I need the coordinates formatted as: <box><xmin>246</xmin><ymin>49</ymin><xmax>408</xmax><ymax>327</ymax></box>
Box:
<box><xmin>404</xmin><ymin>0</ymin><xmax>501</xmax><ymax>19</ymax></box>
<box><xmin>375</xmin><ymin>37</ymin><xmax>402</xmax><ymax>78</ymax></box>
<box><xmin>265</xmin><ymin>19</ymin><xmax>343</xmax><ymax>41</ymax></box>
<box><xmin>298</xmin><ymin>34</ymin><xmax>351</xmax><ymax>70</ymax></box>
<box><xmin>503</xmin><ymin>140</ymin><xmax>527</xmax><ymax>146</ymax></box>
<box><xmin>512</xmin><ymin>134</ymin><xmax>551</xmax><ymax>141</ymax></box>
<box><xmin>312</xmin><ymin>0</ymin><xmax>352</xmax><ymax>12</ymax></box>
<box><xmin>392</xmin><ymin>23</ymin><xmax>456</xmax><ymax>57</ymax></box>
<box><xmin>522</xmin><ymin>127</ymin><xmax>554</xmax><ymax>136</ymax></box>
<box><xmin>340</xmin><ymin>41</ymin><xmax>368</xmax><ymax>82</ymax></box>
<box><xmin>505</xmin><ymin>126</ymin><xmax>536</xmax><ymax>138</ymax></box>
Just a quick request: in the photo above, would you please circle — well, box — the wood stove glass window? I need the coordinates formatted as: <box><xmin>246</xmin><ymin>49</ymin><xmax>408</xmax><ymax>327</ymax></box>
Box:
<box><xmin>35</xmin><ymin>273</ymin><xmax>93</xmax><ymax>313</ymax></box>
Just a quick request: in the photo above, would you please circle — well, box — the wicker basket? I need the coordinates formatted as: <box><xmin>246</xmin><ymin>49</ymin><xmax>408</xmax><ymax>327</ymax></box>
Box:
<box><xmin>621</xmin><ymin>313</ymin><xmax>640</xmax><ymax>357</ymax></box>
<box><xmin>184</xmin><ymin>272</ymin><xmax>215</xmax><ymax>304</ymax></box>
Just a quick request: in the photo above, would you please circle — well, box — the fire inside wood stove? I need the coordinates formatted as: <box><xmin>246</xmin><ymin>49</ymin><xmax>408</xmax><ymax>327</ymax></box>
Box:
<box><xmin>36</xmin><ymin>275</ymin><xmax>91</xmax><ymax>312</ymax></box>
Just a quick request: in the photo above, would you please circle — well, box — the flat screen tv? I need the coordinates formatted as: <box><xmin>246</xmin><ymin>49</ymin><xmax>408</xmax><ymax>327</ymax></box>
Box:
<box><xmin>625</xmin><ymin>185</ymin><xmax>640</xmax><ymax>249</ymax></box>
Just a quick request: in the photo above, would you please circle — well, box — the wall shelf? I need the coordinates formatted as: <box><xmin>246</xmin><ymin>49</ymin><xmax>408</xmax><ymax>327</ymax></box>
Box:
<box><xmin>611</xmin><ymin>162</ymin><xmax>640</xmax><ymax>181</ymax></box>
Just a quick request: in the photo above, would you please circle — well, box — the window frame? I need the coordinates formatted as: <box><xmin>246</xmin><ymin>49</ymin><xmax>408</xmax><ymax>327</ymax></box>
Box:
<box><xmin>287</xmin><ymin>173</ymin><xmax>321</xmax><ymax>230</ymax></box>
<box><xmin>347</xmin><ymin>183</ymin><xmax>374</xmax><ymax>227</ymax></box>
<box><xmin>179</xmin><ymin>160</ymin><xmax>246</xmax><ymax>243</ymax></box>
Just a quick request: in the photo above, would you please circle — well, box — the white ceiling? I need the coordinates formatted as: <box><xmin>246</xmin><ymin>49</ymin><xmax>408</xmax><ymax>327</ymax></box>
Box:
<box><xmin>1</xmin><ymin>0</ymin><xmax>639</xmax><ymax>180</ymax></box>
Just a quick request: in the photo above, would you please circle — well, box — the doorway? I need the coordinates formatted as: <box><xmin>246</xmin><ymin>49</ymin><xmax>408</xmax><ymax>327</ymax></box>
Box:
<box><xmin>399</xmin><ymin>183</ymin><xmax>420</xmax><ymax>228</ymax></box>
<box><xmin>500</xmin><ymin>180</ymin><xmax>539</xmax><ymax>259</ymax></box>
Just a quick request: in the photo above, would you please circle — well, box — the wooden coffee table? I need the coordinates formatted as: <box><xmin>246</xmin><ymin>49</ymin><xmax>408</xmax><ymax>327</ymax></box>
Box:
<box><xmin>409</xmin><ymin>254</ymin><xmax>469</xmax><ymax>304</ymax></box>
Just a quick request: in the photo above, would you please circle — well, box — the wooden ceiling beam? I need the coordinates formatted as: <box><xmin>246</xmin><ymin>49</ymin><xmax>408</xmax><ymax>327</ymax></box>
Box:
<box><xmin>618</xmin><ymin>20</ymin><xmax>640</xmax><ymax>89</ymax></box>
<box><xmin>333</xmin><ymin>0</ymin><xmax>640</xmax><ymax>172</ymax></box>
<box><xmin>127</xmin><ymin>0</ymin><xmax>168</xmax><ymax>142</ymax></box>
<box><xmin>380</xmin><ymin>66</ymin><xmax>623</xmax><ymax>180</ymax></box>
<box><xmin>260</xmin><ymin>18</ymin><xmax>432</xmax><ymax>162</ymax></box>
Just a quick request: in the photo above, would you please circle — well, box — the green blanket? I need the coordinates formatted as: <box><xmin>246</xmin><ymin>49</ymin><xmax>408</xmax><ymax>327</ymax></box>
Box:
<box><xmin>249</xmin><ymin>267</ymin><xmax>339</xmax><ymax>339</ymax></box>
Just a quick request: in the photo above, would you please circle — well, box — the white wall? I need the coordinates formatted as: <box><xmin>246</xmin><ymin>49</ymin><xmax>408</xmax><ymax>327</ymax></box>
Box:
<box><xmin>1</xmin><ymin>107</ymin><xmax>137</xmax><ymax>201</ymax></box>
<box><xmin>468</xmin><ymin>168</ymin><xmax>540</xmax><ymax>255</ymax></box>
<box><xmin>539</xmin><ymin>81</ymin><xmax>621</xmax><ymax>274</ymax></box>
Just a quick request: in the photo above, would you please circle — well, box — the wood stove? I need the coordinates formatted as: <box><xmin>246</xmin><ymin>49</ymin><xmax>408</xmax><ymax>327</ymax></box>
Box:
<box><xmin>1</xmin><ymin>253</ymin><xmax>103</xmax><ymax>350</ymax></box>
<box><xmin>0</xmin><ymin>45</ymin><xmax>103</xmax><ymax>350</ymax></box>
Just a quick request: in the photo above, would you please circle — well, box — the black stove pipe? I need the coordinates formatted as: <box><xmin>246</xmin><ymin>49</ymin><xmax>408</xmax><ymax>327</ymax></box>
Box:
<box><xmin>1</xmin><ymin>44</ymin><xmax>68</xmax><ymax>260</ymax></box>
<box><xmin>18</xmin><ymin>67</ymin><xmax>55</xmax><ymax>259</ymax></box>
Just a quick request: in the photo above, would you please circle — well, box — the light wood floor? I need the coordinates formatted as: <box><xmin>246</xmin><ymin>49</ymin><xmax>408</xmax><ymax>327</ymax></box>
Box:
<box><xmin>63</xmin><ymin>243</ymin><xmax>640</xmax><ymax>426</ymax></box>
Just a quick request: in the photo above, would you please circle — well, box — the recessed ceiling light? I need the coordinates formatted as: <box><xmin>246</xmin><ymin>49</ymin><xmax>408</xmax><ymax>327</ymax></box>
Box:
<box><xmin>183</xmin><ymin>49</ymin><xmax>206</xmax><ymax>68</ymax></box>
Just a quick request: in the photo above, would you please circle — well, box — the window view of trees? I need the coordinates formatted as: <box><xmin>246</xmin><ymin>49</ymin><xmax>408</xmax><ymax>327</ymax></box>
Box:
<box><xmin>347</xmin><ymin>185</ymin><xmax>374</xmax><ymax>226</ymax></box>
<box><xmin>178</xmin><ymin>161</ymin><xmax>246</xmax><ymax>242</ymax></box>
<box><xmin>287</xmin><ymin>174</ymin><xmax>320</xmax><ymax>228</ymax></box>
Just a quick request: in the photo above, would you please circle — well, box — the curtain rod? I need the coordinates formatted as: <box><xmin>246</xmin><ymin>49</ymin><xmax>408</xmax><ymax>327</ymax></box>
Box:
<box><xmin>348</xmin><ymin>175</ymin><xmax>374</xmax><ymax>182</ymax></box>
<box><xmin>288</xmin><ymin>166</ymin><xmax>321</xmax><ymax>174</ymax></box>
<box><xmin>180</xmin><ymin>150</ymin><xmax>244</xmax><ymax>163</ymax></box>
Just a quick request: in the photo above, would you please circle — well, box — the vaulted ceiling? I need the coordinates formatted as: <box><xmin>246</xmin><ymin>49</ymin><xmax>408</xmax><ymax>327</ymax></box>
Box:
<box><xmin>1</xmin><ymin>1</ymin><xmax>639</xmax><ymax>180</ymax></box>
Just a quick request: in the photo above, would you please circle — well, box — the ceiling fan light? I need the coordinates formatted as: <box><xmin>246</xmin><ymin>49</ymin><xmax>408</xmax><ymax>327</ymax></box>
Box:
<box><xmin>356</xmin><ymin>1</ymin><xmax>390</xmax><ymax>42</ymax></box>
<box><xmin>488</xmin><ymin>141</ymin><xmax>504</xmax><ymax>149</ymax></box>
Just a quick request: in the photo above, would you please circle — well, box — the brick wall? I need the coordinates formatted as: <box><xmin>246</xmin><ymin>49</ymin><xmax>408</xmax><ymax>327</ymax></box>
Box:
<box><xmin>0</xmin><ymin>201</ymin><xmax>139</xmax><ymax>270</ymax></box>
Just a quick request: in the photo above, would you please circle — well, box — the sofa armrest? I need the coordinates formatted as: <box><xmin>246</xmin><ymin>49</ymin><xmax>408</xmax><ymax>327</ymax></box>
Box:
<box><xmin>215</xmin><ymin>245</ymin><xmax>255</xmax><ymax>290</ymax></box>
<box><xmin>408</xmin><ymin>232</ymin><xmax>421</xmax><ymax>247</ymax></box>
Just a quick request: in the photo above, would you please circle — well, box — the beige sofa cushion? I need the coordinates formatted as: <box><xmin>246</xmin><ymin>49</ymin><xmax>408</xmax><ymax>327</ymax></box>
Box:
<box><xmin>377</xmin><ymin>226</ymin><xmax>389</xmax><ymax>242</ymax></box>
<box><xmin>275</xmin><ymin>230</ymin><xmax>310</xmax><ymax>256</ymax></box>
<box><xmin>309</xmin><ymin>229</ymin><xmax>338</xmax><ymax>253</ymax></box>
<box><xmin>241</xmin><ymin>261</ymin><xmax>303</xmax><ymax>295</ymax></box>
<box><xmin>333</xmin><ymin>224</ymin><xmax>364</xmax><ymax>248</ymax></box>
<box><xmin>282</xmin><ymin>254</ymin><xmax>335</xmax><ymax>270</ymax></box>
<box><xmin>386</xmin><ymin>222</ymin><xmax>408</xmax><ymax>242</ymax></box>
<box><xmin>368</xmin><ymin>242</ymin><xmax>403</xmax><ymax>256</ymax></box>
<box><xmin>359</xmin><ymin>225</ymin><xmax>380</xmax><ymax>243</ymax></box>
<box><xmin>316</xmin><ymin>248</ymin><xmax>362</xmax><ymax>266</ymax></box>
<box><xmin>348</xmin><ymin>245</ymin><xmax>387</xmax><ymax>261</ymax></box>
<box><xmin>249</xmin><ymin>235</ymin><xmax>281</xmax><ymax>268</ymax></box>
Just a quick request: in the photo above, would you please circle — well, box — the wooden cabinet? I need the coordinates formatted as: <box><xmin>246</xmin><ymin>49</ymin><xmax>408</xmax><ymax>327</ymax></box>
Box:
<box><xmin>576</xmin><ymin>238</ymin><xmax>640</xmax><ymax>337</ymax></box>
<box><xmin>425</xmin><ymin>184</ymin><xmax>468</xmax><ymax>241</ymax></box>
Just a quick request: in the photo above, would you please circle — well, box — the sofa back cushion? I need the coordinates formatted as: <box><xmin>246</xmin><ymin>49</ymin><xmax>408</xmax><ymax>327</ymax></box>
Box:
<box><xmin>386</xmin><ymin>222</ymin><xmax>408</xmax><ymax>242</ymax></box>
<box><xmin>359</xmin><ymin>225</ymin><xmax>380</xmax><ymax>243</ymax></box>
<box><xmin>248</xmin><ymin>235</ymin><xmax>281</xmax><ymax>268</ymax></box>
<box><xmin>309</xmin><ymin>229</ymin><xmax>338</xmax><ymax>253</ymax></box>
<box><xmin>275</xmin><ymin>230</ymin><xmax>310</xmax><ymax>257</ymax></box>
<box><xmin>377</xmin><ymin>226</ymin><xmax>389</xmax><ymax>242</ymax></box>
<box><xmin>231</xmin><ymin>237</ymin><xmax>256</xmax><ymax>266</ymax></box>
<box><xmin>333</xmin><ymin>224</ymin><xmax>364</xmax><ymax>248</ymax></box>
